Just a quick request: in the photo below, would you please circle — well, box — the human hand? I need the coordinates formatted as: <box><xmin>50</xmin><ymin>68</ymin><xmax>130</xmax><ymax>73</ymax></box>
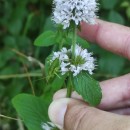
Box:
<box><xmin>48</xmin><ymin>19</ymin><xmax>130</xmax><ymax>130</ymax></box>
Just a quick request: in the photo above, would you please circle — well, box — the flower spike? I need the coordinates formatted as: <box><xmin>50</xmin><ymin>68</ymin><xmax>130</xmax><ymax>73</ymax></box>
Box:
<box><xmin>52</xmin><ymin>0</ymin><xmax>98</xmax><ymax>29</ymax></box>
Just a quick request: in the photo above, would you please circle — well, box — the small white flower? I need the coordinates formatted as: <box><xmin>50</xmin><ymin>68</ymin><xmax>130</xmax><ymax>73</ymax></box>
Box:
<box><xmin>60</xmin><ymin>62</ymin><xmax>70</xmax><ymax>75</ymax></box>
<box><xmin>41</xmin><ymin>122</ymin><xmax>55</xmax><ymax>130</ymax></box>
<box><xmin>52</xmin><ymin>0</ymin><xmax>98</xmax><ymax>29</ymax></box>
<box><xmin>51</xmin><ymin>44</ymin><xmax>95</xmax><ymax>76</ymax></box>
<box><xmin>70</xmin><ymin>65</ymin><xmax>81</xmax><ymax>76</ymax></box>
<box><xmin>61</xmin><ymin>47</ymin><xmax>68</xmax><ymax>53</ymax></box>
<box><xmin>52</xmin><ymin>52</ymin><xmax>61</xmax><ymax>61</ymax></box>
<box><xmin>74</xmin><ymin>44</ymin><xmax>82</xmax><ymax>57</ymax></box>
<box><xmin>59</xmin><ymin>54</ymin><xmax>69</xmax><ymax>61</ymax></box>
<box><xmin>51</xmin><ymin>47</ymin><xmax>69</xmax><ymax>62</ymax></box>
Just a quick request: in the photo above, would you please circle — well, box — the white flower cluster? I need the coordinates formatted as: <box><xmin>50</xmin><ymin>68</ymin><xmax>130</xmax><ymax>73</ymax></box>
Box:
<box><xmin>51</xmin><ymin>44</ymin><xmax>95</xmax><ymax>76</ymax></box>
<box><xmin>41</xmin><ymin>122</ymin><xmax>55</xmax><ymax>130</ymax></box>
<box><xmin>52</xmin><ymin>0</ymin><xmax>98</xmax><ymax>29</ymax></box>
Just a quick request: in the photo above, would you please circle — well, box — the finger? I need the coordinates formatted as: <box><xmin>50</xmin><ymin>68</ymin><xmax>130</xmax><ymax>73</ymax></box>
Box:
<box><xmin>49</xmin><ymin>98</ymin><xmax>130</xmax><ymax>130</ymax></box>
<box><xmin>78</xmin><ymin>19</ymin><xmax>130</xmax><ymax>59</ymax></box>
<box><xmin>53</xmin><ymin>74</ymin><xmax>130</xmax><ymax>110</ymax></box>
<box><xmin>109</xmin><ymin>107</ymin><xmax>130</xmax><ymax>115</ymax></box>
<box><xmin>53</xmin><ymin>89</ymin><xmax>82</xmax><ymax>100</ymax></box>
<box><xmin>99</xmin><ymin>73</ymin><xmax>130</xmax><ymax>110</ymax></box>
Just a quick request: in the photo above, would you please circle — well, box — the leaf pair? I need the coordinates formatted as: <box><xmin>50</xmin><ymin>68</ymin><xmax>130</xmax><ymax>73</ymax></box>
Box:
<box><xmin>34</xmin><ymin>30</ymin><xmax>90</xmax><ymax>49</ymax></box>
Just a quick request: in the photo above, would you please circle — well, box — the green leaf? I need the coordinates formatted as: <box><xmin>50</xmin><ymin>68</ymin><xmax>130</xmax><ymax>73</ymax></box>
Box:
<box><xmin>99</xmin><ymin>52</ymin><xmax>125</xmax><ymax>76</ymax></box>
<box><xmin>101</xmin><ymin>0</ymin><xmax>118</xmax><ymax>9</ymax></box>
<box><xmin>43</xmin><ymin>17</ymin><xmax>56</xmax><ymax>31</ymax></box>
<box><xmin>12</xmin><ymin>94</ymin><xmax>50</xmax><ymax>130</ymax></box>
<box><xmin>3</xmin><ymin>35</ymin><xmax>16</xmax><ymax>48</ymax></box>
<box><xmin>43</xmin><ymin>74</ymin><xmax>66</xmax><ymax>100</ymax></box>
<box><xmin>8</xmin><ymin>19</ymin><xmax>22</xmax><ymax>35</ymax></box>
<box><xmin>77</xmin><ymin>36</ymin><xmax>89</xmax><ymax>48</ymax></box>
<box><xmin>67</xmin><ymin>34</ymin><xmax>89</xmax><ymax>48</ymax></box>
<box><xmin>126</xmin><ymin>7</ymin><xmax>130</xmax><ymax>19</ymax></box>
<box><xmin>90</xmin><ymin>45</ymin><xmax>125</xmax><ymax>77</ymax></box>
<box><xmin>51</xmin><ymin>74</ymin><xmax>67</xmax><ymax>91</ymax></box>
<box><xmin>121</xmin><ymin>1</ymin><xmax>130</xmax><ymax>8</ymax></box>
<box><xmin>34</xmin><ymin>31</ymin><xmax>56</xmax><ymax>47</ymax></box>
<box><xmin>0</xmin><ymin>50</ymin><xmax>15</xmax><ymax>68</ymax></box>
<box><xmin>48</xmin><ymin>59</ymin><xmax>60</xmax><ymax>80</ymax></box>
<box><xmin>73</xmin><ymin>72</ymin><xmax>102</xmax><ymax>106</ymax></box>
<box><xmin>108</xmin><ymin>10</ymin><xmax>125</xmax><ymax>24</ymax></box>
<box><xmin>45</xmin><ymin>54</ymin><xmax>52</xmax><ymax>76</ymax></box>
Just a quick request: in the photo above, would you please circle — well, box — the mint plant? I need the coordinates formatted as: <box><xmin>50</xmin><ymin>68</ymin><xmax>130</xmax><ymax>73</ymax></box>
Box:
<box><xmin>12</xmin><ymin>0</ymin><xmax>102</xmax><ymax>130</ymax></box>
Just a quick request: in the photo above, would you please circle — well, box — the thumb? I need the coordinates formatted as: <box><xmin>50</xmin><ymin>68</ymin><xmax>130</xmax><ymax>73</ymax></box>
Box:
<box><xmin>48</xmin><ymin>98</ymin><xmax>130</xmax><ymax>130</ymax></box>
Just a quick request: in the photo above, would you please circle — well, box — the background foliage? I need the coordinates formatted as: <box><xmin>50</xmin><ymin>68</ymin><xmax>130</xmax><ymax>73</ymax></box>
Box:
<box><xmin>0</xmin><ymin>0</ymin><xmax>130</xmax><ymax>129</ymax></box>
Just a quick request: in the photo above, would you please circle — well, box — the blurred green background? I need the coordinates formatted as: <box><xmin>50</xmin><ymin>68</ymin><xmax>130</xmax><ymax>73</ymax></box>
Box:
<box><xmin>0</xmin><ymin>0</ymin><xmax>130</xmax><ymax>129</ymax></box>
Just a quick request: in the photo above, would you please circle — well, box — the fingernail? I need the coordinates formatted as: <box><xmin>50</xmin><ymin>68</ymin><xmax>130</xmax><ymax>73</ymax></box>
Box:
<box><xmin>48</xmin><ymin>98</ymin><xmax>70</xmax><ymax>129</ymax></box>
<box><xmin>53</xmin><ymin>89</ymin><xmax>67</xmax><ymax>100</ymax></box>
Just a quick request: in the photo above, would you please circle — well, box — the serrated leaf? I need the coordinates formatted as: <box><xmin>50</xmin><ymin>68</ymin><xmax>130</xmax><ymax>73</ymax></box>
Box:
<box><xmin>34</xmin><ymin>31</ymin><xmax>56</xmax><ymax>47</ymax></box>
<box><xmin>12</xmin><ymin>94</ymin><xmax>50</xmax><ymax>130</ymax></box>
<box><xmin>73</xmin><ymin>72</ymin><xmax>102</xmax><ymax>106</ymax></box>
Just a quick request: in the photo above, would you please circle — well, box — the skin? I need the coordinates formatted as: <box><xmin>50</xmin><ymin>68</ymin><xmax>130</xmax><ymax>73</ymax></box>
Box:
<box><xmin>51</xmin><ymin>19</ymin><xmax>130</xmax><ymax>130</ymax></box>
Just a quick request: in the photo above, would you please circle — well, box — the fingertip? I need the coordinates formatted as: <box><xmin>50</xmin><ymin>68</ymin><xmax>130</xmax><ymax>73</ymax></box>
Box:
<box><xmin>53</xmin><ymin>89</ymin><xmax>82</xmax><ymax>101</ymax></box>
<box><xmin>48</xmin><ymin>98</ymin><xmax>71</xmax><ymax>129</ymax></box>
<box><xmin>78</xmin><ymin>20</ymin><xmax>100</xmax><ymax>42</ymax></box>
<box><xmin>53</xmin><ymin>89</ymin><xmax>67</xmax><ymax>100</ymax></box>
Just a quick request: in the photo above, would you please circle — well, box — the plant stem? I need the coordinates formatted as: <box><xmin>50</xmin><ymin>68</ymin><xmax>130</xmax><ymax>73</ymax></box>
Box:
<box><xmin>11</xmin><ymin>49</ymin><xmax>44</xmax><ymax>72</ymax></box>
<box><xmin>23</xmin><ymin>13</ymin><xmax>34</xmax><ymax>36</ymax></box>
<box><xmin>0</xmin><ymin>73</ymin><xmax>42</xmax><ymax>79</ymax></box>
<box><xmin>66</xmin><ymin>74</ymin><xmax>73</xmax><ymax>98</ymax></box>
<box><xmin>66</xmin><ymin>26</ymin><xmax>77</xmax><ymax>98</ymax></box>
<box><xmin>23</xmin><ymin>64</ymin><xmax>35</xmax><ymax>96</ymax></box>
<box><xmin>0</xmin><ymin>114</ymin><xmax>23</xmax><ymax>121</ymax></box>
<box><xmin>59</xmin><ymin>39</ymin><xmax>64</xmax><ymax>49</ymax></box>
<box><xmin>72</xmin><ymin>25</ymin><xmax>77</xmax><ymax>59</ymax></box>
<box><xmin>17</xmin><ymin>116</ymin><xmax>25</xmax><ymax>130</ymax></box>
